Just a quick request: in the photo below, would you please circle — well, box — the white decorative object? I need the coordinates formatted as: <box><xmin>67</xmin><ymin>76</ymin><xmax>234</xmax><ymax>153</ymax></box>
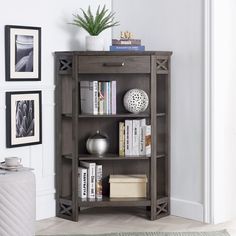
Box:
<box><xmin>86</xmin><ymin>35</ymin><xmax>104</xmax><ymax>51</ymax></box>
<box><xmin>123</xmin><ymin>89</ymin><xmax>149</xmax><ymax>114</ymax></box>
<box><xmin>0</xmin><ymin>171</ymin><xmax>35</xmax><ymax>236</ymax></box>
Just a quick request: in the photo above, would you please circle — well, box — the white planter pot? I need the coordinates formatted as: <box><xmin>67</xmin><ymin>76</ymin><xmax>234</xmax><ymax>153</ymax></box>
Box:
<box><xmin>86</xmin><ymin>35</ymin><xmax>104</xmax><ymax>51</ymax></box>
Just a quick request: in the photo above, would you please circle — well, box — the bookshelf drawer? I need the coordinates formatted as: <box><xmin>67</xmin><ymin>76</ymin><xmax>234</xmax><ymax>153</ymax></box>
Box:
<box><xmin>78</xmin><ymin>56</ymin><xmax>150</xmax><ymax>74</ymax></box>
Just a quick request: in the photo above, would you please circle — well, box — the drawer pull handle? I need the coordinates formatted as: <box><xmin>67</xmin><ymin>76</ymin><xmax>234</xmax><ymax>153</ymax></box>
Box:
<box><xmin>103</xmin><ymin>62</ymin><xmax>125</xmax><ymax>67</ymax></box>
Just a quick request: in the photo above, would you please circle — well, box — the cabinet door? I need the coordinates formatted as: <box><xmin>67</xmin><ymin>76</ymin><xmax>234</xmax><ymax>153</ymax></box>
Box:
<box><xmin>78</xmin><ymin>56</ymin><xmax>150</xmax><ymax>74</ymax></box>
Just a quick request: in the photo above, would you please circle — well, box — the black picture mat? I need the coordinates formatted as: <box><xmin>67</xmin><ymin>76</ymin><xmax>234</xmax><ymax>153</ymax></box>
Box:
<box><xmin>6</xmin><ymin>91</ymin><xmax>42</xmax><ymax>148</ymax></box>
<box><xmin>5</xmin><ymin>25</ymin><xmax>41</xmax><ymax>81</ymax></box>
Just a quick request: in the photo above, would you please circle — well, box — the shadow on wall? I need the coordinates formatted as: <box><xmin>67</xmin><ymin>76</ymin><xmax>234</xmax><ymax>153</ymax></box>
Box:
<box><xmin>58</xmin><ymin>14</ymin><xmax>87</xmax><ymax>51</ymax></box>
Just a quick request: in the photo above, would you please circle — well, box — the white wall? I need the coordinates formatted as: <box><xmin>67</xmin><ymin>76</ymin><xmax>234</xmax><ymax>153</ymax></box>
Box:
<box><xmin>211</xmin><ymin>0</ymin><xmax>236</xmax><ymax>223</ymax></box>
<box><xmin>0</xmin><ymin>0</ymin><xmax>111</xmax><ymax>220</ymax></box>
<box><xmin>112</xmin><ymin>0</ymin><xmax>204</xmax><ymax>221</ymax></box>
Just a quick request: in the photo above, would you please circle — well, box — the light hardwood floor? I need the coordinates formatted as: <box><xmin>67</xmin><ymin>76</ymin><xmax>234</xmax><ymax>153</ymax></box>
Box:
<box><xmin>36</xmin><ymin>208</ymin><xmax>236</xmax><ymax>235</ymax></box>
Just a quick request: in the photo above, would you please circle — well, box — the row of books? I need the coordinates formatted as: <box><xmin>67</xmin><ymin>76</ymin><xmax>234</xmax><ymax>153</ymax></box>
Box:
<box><xmin>78</xmin><ymin>161</ymin><xmax>102</xmax><ymax>199</ymax></box>
<box><xmin>110</xmin><ymin>38</ymin><xmax>145</xmax><ymax>52</ymax></box>
<box><xmin>119</xmin><ymin>119</ymin><xmax>151</xmax><ymax>157</ymax></box>
<box><xmin>80</xmin><ymin>81</ymin><xmax>116</xmax><ymax>115</ymax></box>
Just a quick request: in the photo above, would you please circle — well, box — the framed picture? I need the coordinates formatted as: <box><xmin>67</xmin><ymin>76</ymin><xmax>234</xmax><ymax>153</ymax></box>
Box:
<box><xmin>5</xmin><ymin>25</ymin><xmax>41</xmax><ymax>81</ymax></box>
<box><xmin>6</xmin><ymin>91</ymin><xmax>42</xmax><ymax>148</ymax></box>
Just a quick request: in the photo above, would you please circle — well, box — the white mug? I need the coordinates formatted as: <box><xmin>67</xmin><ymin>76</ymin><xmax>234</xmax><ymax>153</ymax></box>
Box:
<box><xmin>5</xmin><ymin>157</ymin><xmax>21</xmax><ymax>167</ymax></box>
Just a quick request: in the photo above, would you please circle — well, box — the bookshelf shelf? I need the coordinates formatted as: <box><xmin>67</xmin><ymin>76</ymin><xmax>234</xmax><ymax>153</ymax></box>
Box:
<box><xmin>78</xmin><ymin>154</ymin><xmax>150</xmax><ymax>161</ymax></box>
<box><xmin>55</xmin><ymin>51</ymin><xmax>172</xmax><ymax>222</ymax></box>
<box><xmin>62</xmin><ymin>113</ymin><xmax>151</xmax><ymax>119</ymax></box>
<box><xmin>156</xmin><ymin>113</ymin><xmax>166</xmax><ymax>117</ymax></box>
<box><xmin>78</xmin><ymin>196</ymin><xmax>151</xmax><ymax>207</ymax></box>
<box><xmin>62</xmin><ymin>153</ymin><xmax>166</xmax><ymax>160</ymax></box>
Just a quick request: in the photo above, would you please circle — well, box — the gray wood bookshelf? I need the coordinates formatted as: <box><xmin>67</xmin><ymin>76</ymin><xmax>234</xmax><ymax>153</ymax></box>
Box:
<box><xmin>55</xmin><ymin>51</ymin><xmax>172</xmax><ymax>221</ymax></box>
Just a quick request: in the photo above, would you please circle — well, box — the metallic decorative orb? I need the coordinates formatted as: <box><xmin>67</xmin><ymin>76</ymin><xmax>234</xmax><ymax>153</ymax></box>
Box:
<box><xmin>123</xmin><ymin>89</ymin><xmax>149</xmax><ymax>114</ymax></box>
<box><xmin>86</xmin><ymin>130</ymin><xmax>109</xmax><ymax>157</ymax></box>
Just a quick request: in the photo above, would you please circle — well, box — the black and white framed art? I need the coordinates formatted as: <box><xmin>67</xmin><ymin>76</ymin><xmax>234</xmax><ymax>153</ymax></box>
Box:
<box><xmin>5</xmin><ymin>25</ymin><xmax>41</xmax><ymax>81</ymax></box>
<box><xmin>6</xmin><ymin>91</ymin><xmax>42</xmax><ymax>148</ymax></box>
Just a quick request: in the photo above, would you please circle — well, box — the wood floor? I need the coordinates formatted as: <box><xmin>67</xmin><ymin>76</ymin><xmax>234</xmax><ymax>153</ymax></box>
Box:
<box><xmin>36</xmin><ymin>208</ymin><xmax>236</xmax><ymax>235</ymax></box>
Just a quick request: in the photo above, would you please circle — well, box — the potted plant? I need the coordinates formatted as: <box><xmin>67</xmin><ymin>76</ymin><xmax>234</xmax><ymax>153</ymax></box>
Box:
<box><xmin>71</xmin><ymin>5</ymin><xmax>119</xmax><ymax>51</ymax></box>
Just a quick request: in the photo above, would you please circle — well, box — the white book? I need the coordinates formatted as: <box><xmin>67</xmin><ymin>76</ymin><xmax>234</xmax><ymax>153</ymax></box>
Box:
<box><xmin>80</xmin><ymin>161</ymin><xmax>96</xmax><ymax>198</ymax></box>
<box><xmin>93</xmin><ymin>81</ymin><xmax>98</xmax><ymax>115</ymax></box>
<box><xmin>145</xmin><ymin>125</ymin><xmax>151</xmax><ymax>157</ymax></box>
<box><xmin>139</xmin><ymin>119</ymin><xmax>146</xmax><ymax>156</ymax></box>
<box><xmin>96</xmin><ymin>165</ymin><xmax>103</xmax><ymax>199</ymax></box>
<box><xmin>111</xmin><ymin>81</ymin><xmax>116</xmax><ymax>114</ymax></box>
<box><xmin>125</xmin><ymin>120</ymin><xmax>133</xmax><ymax>156</ymax></box>
<box><xmin>103</xmin><ymin>82</ymin><xmax>108</xmax><ymax>114</ymax></box>
<box><xmin>78</xmin><ymin>167</ymin><xmax>87</xmax><ymax>198</ymax></box>
<box><xmin>132</xmin><ymin>120</ymin><xmax>140</xmax><ymax>156</ymax></box>
<box><xmin>80</xmin><ymin>81</ymin><xmax>98</xmax><ymax>115</ymax></box>
<box><xmin>107</xmin><ymin>82</ymin><xmax>110</xmax><ymax>114</ymax></box>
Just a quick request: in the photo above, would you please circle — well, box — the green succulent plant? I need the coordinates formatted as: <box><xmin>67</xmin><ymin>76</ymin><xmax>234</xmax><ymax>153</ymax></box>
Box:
<box><xmin>71</xmin><ymin>5</ymin><xmax>119</xmax><ymax>36</ymax></box>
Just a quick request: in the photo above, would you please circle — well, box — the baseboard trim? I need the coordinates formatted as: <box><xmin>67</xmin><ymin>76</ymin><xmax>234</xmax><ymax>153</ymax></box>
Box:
<box><xmin>171</xmin><ymin>197</ymin><xmax>204</xmax><ymax>222</ymax></box>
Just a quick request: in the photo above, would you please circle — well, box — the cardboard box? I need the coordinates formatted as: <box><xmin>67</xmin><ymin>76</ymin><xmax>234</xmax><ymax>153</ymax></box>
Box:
<box><xmin>109</xmin><ymin>174</ymin><xmax>148</xmax><ymax>198</ymax></box>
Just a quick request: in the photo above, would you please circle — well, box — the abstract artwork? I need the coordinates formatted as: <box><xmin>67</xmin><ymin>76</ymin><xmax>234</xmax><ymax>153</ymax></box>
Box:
<box><xmin>5</xmin><ymin>25</ymin><xmax>41</xmax><ymax>81</ymax></box>
<box><xmin>6</xmin><ymin>91</ymin><xmax>42</xmax><ymax>147</ymax></box>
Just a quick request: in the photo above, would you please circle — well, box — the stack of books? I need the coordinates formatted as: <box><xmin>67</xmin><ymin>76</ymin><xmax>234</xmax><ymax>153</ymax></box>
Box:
<box><xmin>78</xmin><ymin>161</ymin><xmax>103</xmax><ymax>199</ymax></box>
<box><xmin>80</xmin><ymin>81</ymin><xmax>116</xmax><ymax>115</ymax></box>
<box><xmin>110</xmin><ymin>38</ymin><xmax>145</xmax><ymax>52</ymax></box>
<box><xmin>119</xmin><ymin>119</ymin><xmax>151</xmax><ymax>157</ymax></box>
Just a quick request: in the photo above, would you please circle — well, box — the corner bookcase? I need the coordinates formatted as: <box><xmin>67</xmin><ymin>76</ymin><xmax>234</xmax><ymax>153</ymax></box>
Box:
<box><xmin>55</xmin><ymin>51</ymin><xmax>172</xmax><ymax>221</ymax></box>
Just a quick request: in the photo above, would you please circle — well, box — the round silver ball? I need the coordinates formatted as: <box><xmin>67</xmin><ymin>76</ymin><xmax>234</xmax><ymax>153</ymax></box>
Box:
<box><xmin>123</xmin><ymin>89</ymin><xmax>149</xmax><ymax>114</ymax></box>
<box><xmin>86</xmin><ymin>131</ymin><xmax>109</xmax><ymax>157</ymax></box>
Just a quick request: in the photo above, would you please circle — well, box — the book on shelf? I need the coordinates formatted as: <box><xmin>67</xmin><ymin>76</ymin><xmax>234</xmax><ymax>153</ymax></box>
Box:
<box><xmin>78</xmin><ymin>167</ymin><xmax>87</xmax><ymax>198</ymax></box>
<box><xmin>125</xmin><ymin>120</ymin><xmax>133</xmax><ymax>156</ymax></box>
<box><xmin>132</xmin><ymin>120</ymin><xmax>140</xmax><ymax>156</ymax></box>
<box><xmin>119</xmin><ymin>122</ymin><xmax>125</xmax><ymax>157</ymax></box>
<box><xmin>81</xmin><ymin>81</ymin><xmax>116</xmax><ymax>115</ymax></box>
<box><xmin>110</xmin><ymin>45</ymin><xmax>145</xmax><ymax>52</ymax></box>
<box><xmin>139</xmin><ymin>119</ymin><xmax>146</xmax><ymax>156</ymax></box>
<box><xmin>121</xmin><ymin>119</ymin><xmax>151</xmax><ymax>157</ymax></box>
<box><xmin>111</xmin><ymin>81</ymin><xmax>116</xmax><ymax>114</ymax></box>
<box><xmin>96</xmin><ymin>165</ymin><xmax>103</xmax><ymax>199</ymax></box>
<box><xmin>145</xmin><ymin>125</ymin><xmax>151</xmax><ymax>157</ymax></box>
<box><xmin>80</xmin><ymin>161</ymin><xmax>96</xmax><ymax>198</ymax></box>
<box><xmin>112</xmin><ymin>39</ymin><xmax>141</xmax><ymax>46</ymax></box>
<box><xmin>80</xmin><ymin>81</ymin><xmax>98</xmax><ymax>115</ymax></box>
<box><xmin>98</xmin><ymin>81</ymin><xmax>104</xmax><ymax>115</ymax></box>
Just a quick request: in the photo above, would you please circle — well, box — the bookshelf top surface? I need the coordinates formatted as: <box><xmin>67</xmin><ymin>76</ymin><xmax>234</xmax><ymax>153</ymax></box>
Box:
<box><xmin>54</xmin><ymin>51</ymin><xmax>173</xmax><ymax>57</ymax></box>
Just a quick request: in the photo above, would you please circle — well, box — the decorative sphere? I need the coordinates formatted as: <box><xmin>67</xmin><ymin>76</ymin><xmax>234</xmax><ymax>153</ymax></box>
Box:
<box><xmin>123</xmin><ymin>89</ymin><xmax>149</xmax><ymax>114</ymax></box>
<box><xmin>86</xmin><ymin>130</ymin><xmax>109</xmax><ymax>157</ymax></box>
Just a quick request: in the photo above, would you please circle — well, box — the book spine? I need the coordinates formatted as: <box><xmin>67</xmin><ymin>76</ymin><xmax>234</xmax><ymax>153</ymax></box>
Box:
<box><xmin>93</xmin><ymin>81</ymin><xmax>98</xmax><ymax>115</ymax></box>
<box><xmin>112</xmin><ymin>39</ymin><xmax>141</xmax><ymax>46</ymax></box>
<box><xmin>139</xmin><ymin>119</ymin><xmax>146</xmax><ymax>156</ymax></box>
<box><xmin>98</xmin><ymin>82</ymin><xmax>104</xmax><ymax>115</ymax></box>
<box><xmin>145</xmin><ymin>125</ymin><xmax>151</xmax><ymax>157</ymax></box>
<box><xmin>90</xmin><ymin>163</ymin><xmax>96</xmax><ymax>198</ymax></box>
<box><xmin>110</xmin><ymin>45</ymin><xmax>145</xmax><ymax>51</ymax></box>
<box><xmin>96</xmin><ymin>165</ymin><xmax>103</xmax><ymax>199</ymax></box>
<box><xmin>132</xmin><ymin>120</ymin><xmax>140</xmax><ymax>156</ymax></box>
<box><xmin>80</xmin><ymin>81</ymin><xmax>93</xmax><ymax>114</ymax></box>
<box><xmin>119</xmin><ymin>122</ymin><xmax>125</xmax><ymax>157</ymax></box>
<box><xmin>80</xmin><ymin>161</ymin><xmax>96</xmax><ymax>198</ymax></box>
<box><xmin>107</xmin><ymin>82</ymin><xmax>111</xmax><ymax>114</ymax></box>
<box><xmin>111</xmin><ymin>81</ymin><xmax>116</xmax><ymax>114</ymax></box>
<box><xmin>104</xmin><ymin>82</ymin><xmax>107</xmax><ymax>114</ymax></box>
<box><xmin>78</xmin><ymin>167</ymin><xmax>87</xmax><ymax>198</ymax></box>
<box><xmin>125</xmin><ymin>120</ymin><xmax>133</xmax><ymax>156</ymax></box>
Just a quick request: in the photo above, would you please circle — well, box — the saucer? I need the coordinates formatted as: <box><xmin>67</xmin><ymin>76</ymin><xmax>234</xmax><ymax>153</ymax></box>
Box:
<box><xmin>0</xmin><ymin>163</ymin><xmax>23</xmax><ymax>170</ymax></box>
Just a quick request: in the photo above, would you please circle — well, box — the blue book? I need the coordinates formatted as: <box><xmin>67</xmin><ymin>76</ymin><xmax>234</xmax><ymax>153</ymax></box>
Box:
<box><xmin>110</xmin><ymin>45</ymin><xmax>145</xmax><ymax>51</ymax></box>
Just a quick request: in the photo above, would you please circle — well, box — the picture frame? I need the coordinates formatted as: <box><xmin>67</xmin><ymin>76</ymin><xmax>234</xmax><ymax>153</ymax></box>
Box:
<box><xmin>5</xmin><ymin>25</ymin><xmax>41</xmax><ymax>81</ymax></box>
<box><xmin>6</xmin><ymin>91</ymin><xmax>42</xmax><ymax>148</ymax></box>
